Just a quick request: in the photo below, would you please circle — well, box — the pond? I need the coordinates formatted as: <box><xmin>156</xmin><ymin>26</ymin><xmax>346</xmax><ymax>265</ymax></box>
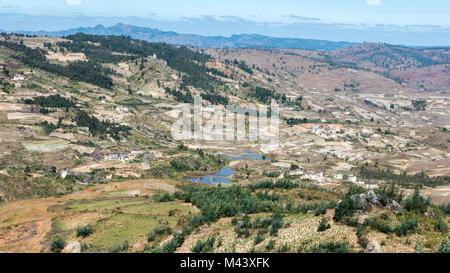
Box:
<box><xmin>185</xmin><ymin>168</ymin><xmax>236</xmax><ymax>185</ymax></box>
<box><xmin>186</xmin><ymin>151</ymin><xmax>268</xmax><ymax>185</ymax></box>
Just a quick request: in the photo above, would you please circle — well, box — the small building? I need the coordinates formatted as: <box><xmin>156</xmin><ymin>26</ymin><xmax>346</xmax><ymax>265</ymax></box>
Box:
<box><xmin>13</xmin><ymin>75</ymin><xmax>25</xmax><ymax>81</ymax></box>
<box><xmin>348</xmin><ymin>174</ymin><xmax>358</xmax><ymax>183</ymax></box>
<box><xmin>289</xmin><ymin>168</ymin><xmax>304</xmax><ymax>176</ymax></box>
<box><xmin>105</xmin><ymin>153</ymin><xmax>119</xmax><ymax>160</ymax></box>
<box><xmin>116</xmin><ymin>106</ymin><xmax>129</xmax><ymax>112</ymax></box>
<box><xmin>119</xmin><ymin>154</ymin><xmax>129</xmax><ymax>162</ymax></box>
<box><xmin>61</xmin><ymin>170</ymin><xmax>69</xmax><ymax>179</ymax></box>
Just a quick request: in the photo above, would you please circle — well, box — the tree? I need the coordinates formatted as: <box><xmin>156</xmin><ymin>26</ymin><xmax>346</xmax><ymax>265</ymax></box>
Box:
<box><xmin>50</xmin><ymin>237</ymin><xmax>65</xmax><ymax>253</ymax></box>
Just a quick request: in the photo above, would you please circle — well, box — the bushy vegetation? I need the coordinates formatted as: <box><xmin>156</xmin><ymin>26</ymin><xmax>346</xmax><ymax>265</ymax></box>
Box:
<box><xmin>192</xmin><ymin>236</ymin><xmax>216</xmax><ymax>253</ymax></box>
<box><xmin>435</xmin><ymin>218</ymin><xmax>448</xmax><ymax>233</ymax></box>
<box><xmin>108</xmin><ymin>240</ymin><xmax>129</xmax><ymax>253</ymax></box>
<box><xmin>317</xmin><ymin>217</ymin><xmax>331</xmax><ymax>232</ymax></box>
<box><xmin>76</xmin><ymin>224</ymin><xmax>94</xmax><ymax>238</ymax></box>
<box><xmin>439</xmin><ymin>203</ymin><xmax>450</xmax><ymax>215</ymax></box>
<box><xmin>232</xmin><ymin>213</ymin><xmax>284</xmax><ymax>238</ymax></box>
<box><xmin>164</xmin><ymin>87</ymin><xmax>194</xmax><ymax>103</ymax></box>
<box><xmin>306</xmin><ymin>242</ymin><xmax>349</xmax><ymax>253</ymax></box>
<box><xmin>249</xmin><ymin>86</ymin><xmax>281</xmax><ymax>104</ymax></box>
<box><xmin>74</xmin><ymin>109</ymin><xmax>131</xmax><ymax>141</ymax></box>
<box><xmin>375</xmin><ymin>182</ymin><xmax>404</xmax><ymax>206</ymax></box>
<box><xmin>50</xmin><ymin>237</ymin><xmax>65</xmax><ymax>253</ymax></box>
<box><xmin>248</xmin><ymin>179</ymin><xmax>299</xmax><ymax>191</ymax></box>
<box><xmin>394</xmin><ymin>218</ymin><xmax>418</xmax><ymax>237</ymax></box>
<box><xmin>201</xmin><ymin>92</ymin><xmax>229</xmax><ymax>105</ymax></box>
<box><xmin>147</xmin><ymin>225</ymin><xmax>173</xmax><ymax>242</ymax></box>
<box><xmin>0</xmin><ymin>40</ymin><xmax>113</xmax><ymax>88</ymax></box>
<box><xmin>59</xmin><ymin>33</ymin><xmax>221</xmax><ymax>92</ymax></box>
<box><xmin>404</xmin><ymin>189</ymin><xmax>431</xmax><ymax>212</ymax></box>
<box><xmin>333</xmin><ymin>194</ymin><xmax>362</xmax><ymax>222</ymax></box>
<box><xmin>24</xmin><ymin>94</ymin><xmax>76</xmax><ymax>108</ymax></box>
<box><xmin>358</xmin><ymin>167</ymin><xmax>450</xmax><ymax>188</ymax></box>
<box><xmin>363</xmin><ymin>216</ymin><xmax>393</xmax><ymax>234</ymax></box>
<box><xmin>152</xmin><ymin>193</ymin><xmax>174</xmax><ymax>203</ymax></box>
<box><xmin>437</xmin><ymin>238</ymin><xmax>450</xmax><ymax>253</ymax></box>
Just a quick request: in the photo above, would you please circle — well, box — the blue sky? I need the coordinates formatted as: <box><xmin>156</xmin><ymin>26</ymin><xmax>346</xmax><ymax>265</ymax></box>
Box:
<box><xmin>0</xmin><ymin>0</ymin><xmax>449</xmax><ymax>45</ymax></box>
<box><xmin>0</xmin><ymin>0</ymin><xmax>449</xmax><ymax>26</ymax></box>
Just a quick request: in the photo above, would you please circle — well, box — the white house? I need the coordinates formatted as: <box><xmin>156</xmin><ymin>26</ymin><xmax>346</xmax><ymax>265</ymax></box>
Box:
<box><xmin>116</xmin><ymin>106</ymin><xmax>129</xmax><ymax>112</ymax></box>
<box><xmin>348</xmin><ymin>174</ymin><xmax>358</xmax><ymax>183</ymax></box>
<box><xmin>13</xmin><ymin>75</ymin><xmax>25</xmax><ymax>81</ymax></box>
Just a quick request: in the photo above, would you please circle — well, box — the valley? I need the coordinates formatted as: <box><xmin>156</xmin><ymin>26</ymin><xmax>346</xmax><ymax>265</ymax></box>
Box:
<box><xmin>0</xmin><ymin>32</ymin><xmax>449</xmax><ymax>253</ymax></box>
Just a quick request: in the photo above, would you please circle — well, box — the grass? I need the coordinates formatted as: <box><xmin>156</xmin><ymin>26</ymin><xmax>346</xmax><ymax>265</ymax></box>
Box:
<box><xmin>56</xmin><ymin>197</ymin><xmax>198</xmax><ymax>252</ymax></box>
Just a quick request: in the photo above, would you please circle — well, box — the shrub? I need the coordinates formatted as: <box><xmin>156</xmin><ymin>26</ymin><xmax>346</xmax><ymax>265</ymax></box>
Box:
<box><xmin>404</xmin><ymin>189</ymin><xmax>430</xmax><ymax>212</ymax></box>
<box><xmin>254</xmin><ymin>233</ymin><xmax>264</xmax><ymax>245</ymax></box>
<box><xmin>318</xmin><ymin>217</ymin><xmax>331</xmax><ymax>232</ymax></box>
<box><xmin>309</xmin><ymin>242</ymin><xmax>349</xmax><ymax>253</ymax></box>
<box><xmin>343</xmin><ymin>217</ymin><xmax>358</xmax><ymax>227</ymax></box>
<box><xmin>192</xmin><ymin>236</ymin><xmax>216</xmax><ymax>253</ymax></box>
<box><xmin>265</xmin><ymin>240</ymin><xmax>276</xmax><ymax>252</ymax></box>
<box><xmin>153</xmin><ymin>193</ymin><xmax>174</xmax><ymax>203</ymax></box>
<box><xmin>333</xmin><ymin>195</ymin><xmax>361</xmax><ymax>222</ymax></box>
<box><xmin>375</xmin><ymin>182</ymin><xmax>404</xmax><ymax>206</ymax></box>
<box><xmin>147</xmin><ymin>225</ymin><xmax>173</xmax><ymax>242</ymax></box>
<box><xmin>109</xmin><ymin>240</ymin><xmax>129</xmax><ymax>253</ymax></box>
<box><xmin>356</xmin><ymin>227</ymin><xmax>369</xmax><ymax>248</ymax></box>
<box><xmin>394</xmin><ymin>218</ymin><xmax>418</xmax><ymax>237</ymax></box>
<box><xmin>76</xmin><ymin>225</ymin><xmax>93</xmax><ymax>238</ymax></box>
<box><xmin>50</xmin><ymin>237</ymin><xmax>65</xmax><ymax>253</ymax></box>
<box><xmin>439</xmin><ymin>203</ymin><xmax>450</xmax><ymax>215</ymax></box>
<box><xmin>437</xmin><ymin>238</ymin><xmax>450</xmax><ymax>253</ymax></box>
<box><xmin>364</xmin><ymin>217</ymin><xmax>393</xmax><ymax>234</ymax></box>
<box><xmin>435</xmin><ymin>218</ymin><xmax>448</xmax><ymax>233</ymax></box>
<box><xmin>269</xmin><ymin>212</ymin><xmax>283</xmax><ymax>236</ymax></box>
<box><xmin>277</xmin><ymin>244</ymin><xmax>290</xmax><ymax>253</ymax></box>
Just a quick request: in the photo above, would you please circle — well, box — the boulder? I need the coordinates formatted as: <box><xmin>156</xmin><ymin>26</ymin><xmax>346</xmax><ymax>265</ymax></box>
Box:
<box><xmin>391</xmin><ymin>200</ymin><xmax>403</xmax><ymax>212</ymax></box>
<box><xmin>63</xmin><ymin>241</ymin><xmax>81</xmax><ymax>254</ymax></box>
<box><xmin>366</xmin><ymin>241</ymin><xmax>381</xmax><ymax>253</ymax></box>
<box><xmin>367</xmin><ymin>191</ymin><xmax>377</xmax><ymax>199</ymax></box>
<box><xmin>235</xmin><ymin>221</ymin><xmax>245</xmax><ymax>231</ymax></box>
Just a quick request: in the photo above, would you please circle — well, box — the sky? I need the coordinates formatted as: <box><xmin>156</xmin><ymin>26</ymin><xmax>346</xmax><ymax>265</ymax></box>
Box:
<box><xmin>0</xmin><ymin>0</ymin><xmax>449</xmax><ymax>46</ymax></box>
<box><xmin>0</xmin><ymin>0</ymin><xmax>448</xmax><ymax>26</ymax></box>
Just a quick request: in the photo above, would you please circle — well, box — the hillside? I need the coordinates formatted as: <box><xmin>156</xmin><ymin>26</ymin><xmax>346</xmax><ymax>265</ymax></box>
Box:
<box><xmin>17</xmin><ymin>23</ymin><xmax>357</xmax><ymax>51</ymax></box>
<box><xmin>0</xmin><ymin>33</ymin><xmax>449</xmax><ymax>254</ymax></box>
<box><xmin>326</xmin><ymin>43</ymin><xmax>450</xmax><ymax>92</ymax></box>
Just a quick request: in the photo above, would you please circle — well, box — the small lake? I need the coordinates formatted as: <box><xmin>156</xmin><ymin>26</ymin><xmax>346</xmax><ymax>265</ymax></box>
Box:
<box><xmin>186</xmin><ymin>152</ymin><xmax>268</xmax><ymax>185</ymax></box>
<box><xmin>186</xmin><ymin>168</ymin><xmax>236</xmax><ymax>185</ymax></box>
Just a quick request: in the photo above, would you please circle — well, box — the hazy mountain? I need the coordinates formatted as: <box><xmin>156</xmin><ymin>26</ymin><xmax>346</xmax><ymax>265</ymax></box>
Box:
<box><xmin>17</xmin><ymin>23</ymin><xmax>356</xmax><ymax>51</ymax></box>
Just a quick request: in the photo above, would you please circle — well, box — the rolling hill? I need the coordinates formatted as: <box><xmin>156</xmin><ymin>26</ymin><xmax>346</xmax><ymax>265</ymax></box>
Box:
<box><xmin>16</xmin><ymin>23</ymin><xmax>356</xmax><ymax>51</ymax></box>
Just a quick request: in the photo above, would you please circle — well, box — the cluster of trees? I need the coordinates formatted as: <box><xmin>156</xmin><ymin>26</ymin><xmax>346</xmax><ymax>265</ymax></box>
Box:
<box><xmin>147</xmin><ymin>224</ymin><xmax>173</xmax><ymax>242</ymax></box>
<box><xmin>249</xmin><ymin>86</ymin><xmax>281</xmax><ymax>104</ymax></box>
<box><xmin>0</xmin><ymin>78</ymin><xmax>14</xmax><ymax>93</ymax></box>
<box><xmin>164</xmin><ymin>87</ymin><xmax>194</xmax><ymax>103</ymax></box>
<box><xmin>0</xmin><ymin>40</ymin><xmax>113</xmax><ymax>89</ymax></box>
<box><xmin>248</xmin><ymin>179</ymin><xmax>299</xmax><ymax>191</ymax></box>
<box><xmin>200</xmin><ymin>92</ymin><xmax>229</xmax><ymax>105</ymax></box>
<box><xmin>24</xmin><ymin>94</ymin><xmax>76</xmax><ymax>108</ymax></box>
<box><xmin>224</xmin><ymin>59</ymin><xmax>253</xmax><ymax>75</ymax></box>
<box><xmin>358</xmin><ymin>166</ymin><xmax>450</xmax><ymax>188</ymax></box>
<box><xmin>146</xmin><ymin>177</ymin><xmax>337</xmax><ymax>253</ymax></box>
<box><xmin>74</xmin><ymin>110</ymin><xmax>131</xmax><ymax>141</ymax></box>
<box><xmin>60</xmin><ymin>33</ymin><xmax>221</xmax><ymax>92</ymax></box>
<box><xmin>232</xmin><ymin>212</ymin><xmax>284</xmax><ymax>238</ymax></box>
<box><xmin>412</xmin><ymin>100</ymin><xmax>427</xmax><ymax>111</ymax></box>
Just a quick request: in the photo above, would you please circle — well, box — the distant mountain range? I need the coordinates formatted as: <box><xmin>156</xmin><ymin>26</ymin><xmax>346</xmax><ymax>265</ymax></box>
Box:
<box><xmin>14</xmin><ymin>23</ymin><xmax>356</xmax><ymax>51</ymax></box>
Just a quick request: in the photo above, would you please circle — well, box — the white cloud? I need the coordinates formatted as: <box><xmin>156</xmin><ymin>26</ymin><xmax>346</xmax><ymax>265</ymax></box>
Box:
<box><xmin>366</xmin><ymin>0</ymin><xmax>381</xmax><ymax>6</ymax></box>
<box><xmin>66</xmin><ymin>0</ymin><xmax>81</xmax><ymax>6</ymax></box>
